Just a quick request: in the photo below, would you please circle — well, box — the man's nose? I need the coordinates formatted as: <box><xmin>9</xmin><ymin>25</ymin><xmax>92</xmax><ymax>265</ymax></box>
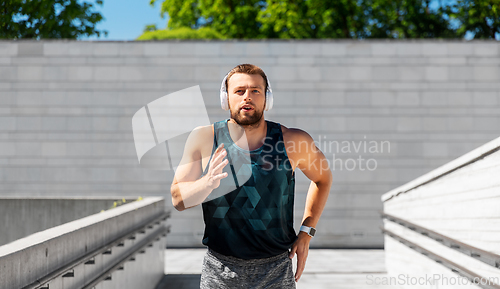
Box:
<box><xmin>243</xmin><ymin>90</ymin><xmax>252</xmax><ymax>101</ymax></box>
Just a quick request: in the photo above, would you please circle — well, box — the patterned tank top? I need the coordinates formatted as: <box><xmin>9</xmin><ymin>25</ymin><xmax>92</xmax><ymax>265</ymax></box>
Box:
<box><xmin>201</xmin><ymin>118</ymin><xmax>297</xmax><ymax>259</ymax></box>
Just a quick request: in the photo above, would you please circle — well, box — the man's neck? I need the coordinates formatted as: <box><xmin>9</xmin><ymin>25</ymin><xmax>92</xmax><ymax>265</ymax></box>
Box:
<box><xmin>228</xmin><ymin>118</ymin><xmax>267</xmax><ymax>151</ymax></box>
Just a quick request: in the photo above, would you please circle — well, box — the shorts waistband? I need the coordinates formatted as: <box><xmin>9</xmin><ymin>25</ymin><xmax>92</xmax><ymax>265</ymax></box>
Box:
<box><xmin>207</xmin><ymin>249</ymin><xmax>290</xmax><ymax>266</ymax></box>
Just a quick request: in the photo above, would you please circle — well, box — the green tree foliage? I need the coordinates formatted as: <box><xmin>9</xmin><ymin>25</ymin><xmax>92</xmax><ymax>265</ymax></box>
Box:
<box><xmin>452</xmin><ymin>0</ymin><xmax>500</xmax><ymax>39</ymax></box>
<box><xmin>155</xmin><ymin>0</ymin><xmax>199</xmax><ymax>29</ymax></box>
<box><xmin>137</xmin><ymin>27</ymin><xmax>225</xmax><ymax>40</ymax></box>
<box><xmin>0</xmin><ymin>0</ymin><xmax>106</xmax><ymax>39</ymax></box>
<box><xmin>257</xmin><ymin>0</ymin><xmax>312</xmax><ymax>38</ymax></box>
<box><xmin>258</xmin><ymin>0</ymin><xmax>369</xmax><ymax>39</ymax></box>
<box><xmin>309</xmin><ymin>0</ymin><xmax>369</xmax><ymax>38</ymax></box>
<box><xmin>198</xmin><ymin>0</ymin><xmax>264</xmax><ymax>38</ymax></box>
<box><xmin>150</xmin><ymin>0</ymin><xmax>265</xmax><ymax>38</ymax></box>
<box><xmin>147</xmin><ymin>0</ymin><xmax>499</xmax><ymax>39</ymax></box>
<box><xmin>365</xmin><ymin>0</ymin><xmax>456</xmax><ymax>38</ymax></box>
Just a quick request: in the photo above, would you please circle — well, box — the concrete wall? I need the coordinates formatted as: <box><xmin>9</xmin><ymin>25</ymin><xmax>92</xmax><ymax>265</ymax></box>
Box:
<box><xmin>382</xmin><ymin>136</ymin><xmax>500</xmax><ymax>288</ymax></box>
<box><xmin>0</xmin><ymin>197</ymin><xmax>136</xmax><ymax>246</ymax></box>
<box><xmin>0</xmin><ymin>40</ymin><xmax>499</xmax><ymax>248</ymax></box>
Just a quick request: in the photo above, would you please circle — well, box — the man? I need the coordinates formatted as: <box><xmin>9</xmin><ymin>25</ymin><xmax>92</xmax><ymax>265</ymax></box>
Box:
<box><xmin>171</xmin><ymin>64</ymin><xmax>332</xmax><ymax>288</ymax></box>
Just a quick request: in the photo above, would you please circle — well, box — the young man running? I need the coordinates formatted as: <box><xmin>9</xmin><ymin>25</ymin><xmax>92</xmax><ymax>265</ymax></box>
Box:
<box><xmin>171</xmin><ymin>64</ymin><xmax>332</xmax><ymax>288</ymax></box>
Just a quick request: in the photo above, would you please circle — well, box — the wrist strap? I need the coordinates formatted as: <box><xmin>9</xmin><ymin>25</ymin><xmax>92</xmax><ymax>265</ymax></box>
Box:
<box><xmin>300</xmin><ymin>225</ymin><xmax>316</xmax><ymax>237</ymax></box>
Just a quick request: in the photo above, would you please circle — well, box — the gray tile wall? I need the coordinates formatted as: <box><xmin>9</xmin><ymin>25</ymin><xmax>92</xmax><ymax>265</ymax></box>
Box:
<box><xmin>1</xmin><ymin>40</ymin><xmax>499</xmax><ymax>248</ymax></box>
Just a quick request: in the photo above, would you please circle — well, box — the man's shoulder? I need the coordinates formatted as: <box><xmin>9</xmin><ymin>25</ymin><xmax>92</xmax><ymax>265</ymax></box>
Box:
<box><xmin>192</xmin><ymin>118</ymin><xmax>226</xmax><ymax>133</ymax></box>
<box><xmin>187</xmin><ymin>124</ymin><xmax>214</xmax><ymax>151</ymax></box>
<box><xmin>191</xmin><ymin>124</ymin><xmax>214</xmax><ymax>137</ymax></box>
<box><xmin>280</xmin><ymin>124</ymin><xmax>311</xmax><ymax>142</ymax></box>
<box><xmin>278</xmin><ymin>124</ymin><xmax>316</xmax><ymax>169</ymax></box>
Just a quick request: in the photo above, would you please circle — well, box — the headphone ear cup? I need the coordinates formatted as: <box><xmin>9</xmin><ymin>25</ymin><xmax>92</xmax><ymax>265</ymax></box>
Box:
<box><xmin>264</xmin><ymin>77</ymin><xmax>273</xmax><ymax>111</ymax></box>
<box><xmin>220</xmin><ymin>74</ymin><xmax>229</xmax><ymax>111</ymax></box>
<box><xmin>220</xmin><ymin>90</ymin><xmax>229</xmax><ymax>110</ymax></box>
<box><xmin>265</xmin><ymin>90</ymin><xmax>273</xmax><ymax>111</ymax></box>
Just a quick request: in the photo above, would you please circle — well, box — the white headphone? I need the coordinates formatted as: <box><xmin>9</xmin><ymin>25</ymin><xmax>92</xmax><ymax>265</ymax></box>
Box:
<box><xmin>220</xmin><ymin>73</ymin><xmax>274</xmax><ymax>111</ymax></box>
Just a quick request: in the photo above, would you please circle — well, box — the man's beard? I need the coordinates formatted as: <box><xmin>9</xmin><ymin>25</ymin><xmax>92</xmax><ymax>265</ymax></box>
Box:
<box><xmin>230</xmin><ymin>106</ymin><xmax>264</xmax><ymax>126</ymax></box>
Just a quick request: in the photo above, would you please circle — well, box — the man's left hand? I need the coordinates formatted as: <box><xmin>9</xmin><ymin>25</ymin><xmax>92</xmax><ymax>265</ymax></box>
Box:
<box><xmin>289</xmin><ymin>231</ymin><xmax>312</xmax><ymax>282</ymax></box>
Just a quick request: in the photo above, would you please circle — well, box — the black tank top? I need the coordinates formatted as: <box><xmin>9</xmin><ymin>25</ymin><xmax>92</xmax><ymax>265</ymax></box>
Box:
<box><xmin>201</xmin><ymin>119</ymin><xmax>297</xmax><ymax>259</ymax></box>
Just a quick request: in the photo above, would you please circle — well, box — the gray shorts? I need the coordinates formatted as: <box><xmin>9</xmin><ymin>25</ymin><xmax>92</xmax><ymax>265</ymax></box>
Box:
<box><xmin>200</xmin><ymin>249</ymin><xmax>296</xmax><ymax>289</ymax></box>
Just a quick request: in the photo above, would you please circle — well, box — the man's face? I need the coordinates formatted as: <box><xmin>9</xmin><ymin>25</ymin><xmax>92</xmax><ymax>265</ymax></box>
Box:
<box><xmin>227</xmin><ymin>73</ymin><xmax>266</xmax><ymax>126</ymax></box>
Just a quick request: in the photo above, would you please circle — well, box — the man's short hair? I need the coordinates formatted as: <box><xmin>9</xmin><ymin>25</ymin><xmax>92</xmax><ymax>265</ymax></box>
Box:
<box><xmin>225</xmin><ymin>64</ymin><xmax>268</xmax><ymax>92</ymax></box>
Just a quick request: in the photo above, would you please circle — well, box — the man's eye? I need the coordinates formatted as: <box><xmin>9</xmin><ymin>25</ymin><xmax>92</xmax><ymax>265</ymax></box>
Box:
<box><xmin>253</xmin><ymin>90</ymin><xmax>260</xmax><ymax>93</ymax></box>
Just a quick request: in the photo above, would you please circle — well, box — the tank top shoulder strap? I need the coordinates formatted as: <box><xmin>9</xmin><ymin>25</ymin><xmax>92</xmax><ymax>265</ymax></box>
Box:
<box><xmin>213</xmin><ymin>119</ymin><xmax>229</xmax><ymax>146</ymax></box>
<box><xmin>213</xmin><ymin>119</ymin><xmax>226</xmax><ymax>135</ymax></box>
<box><xmin>202</xmin><ymin>120</ymin><xmax>226</xmax><ymax>177</ymax></box>
<box><xmin>265</xmin><ymin>120</ymin><xmax>288</xmax><ymax>157</ymax></box>
<box><xmin>212</xmin><ymin>118</ymin><xmax>231</xmax><ymax>144</ymax></box>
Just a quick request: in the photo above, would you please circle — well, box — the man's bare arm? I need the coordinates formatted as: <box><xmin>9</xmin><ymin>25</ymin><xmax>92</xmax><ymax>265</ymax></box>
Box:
<box><xmin>171</xmin><ymin>126</ymin><xmax>228</xmax><ymax>211</ymax></box>
<box><xmin>296</xmin><ymin>133</ymin><xmax>332</xmax><ymax>230</ymax></box>
<box><xmin>285</xmin><ymin>127</ymin><xmax>333</xmax><ymax>282</ymax></box>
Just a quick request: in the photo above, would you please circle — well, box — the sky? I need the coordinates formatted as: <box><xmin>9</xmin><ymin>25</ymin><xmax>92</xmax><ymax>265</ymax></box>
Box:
<box><xmin>80</xmin><ymin>0</ymin><xmax>168</xmax><ymax>41</ymax></box>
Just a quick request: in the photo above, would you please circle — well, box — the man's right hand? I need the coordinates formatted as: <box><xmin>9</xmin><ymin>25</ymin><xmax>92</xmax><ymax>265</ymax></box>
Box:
<box><xmin>171</xmin><ymin>126</ymin><xmax>231</xmax><ymax>211</ymax></box>
<box><xmin>204</xmin><ymin>143</ymin><xmax>229</xmax><ymax>190</ymax></box>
